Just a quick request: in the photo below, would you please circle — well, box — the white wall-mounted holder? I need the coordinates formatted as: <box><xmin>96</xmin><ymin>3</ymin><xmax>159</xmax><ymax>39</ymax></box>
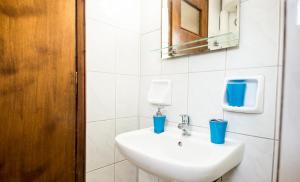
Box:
<box><xmin>222</xmin><ymin>76</ymin><xmax>265</xmax><ymax>114</ymax></box>
<box><xmin>148</xmin><ymin>80</ymin><xmax>172</xmax><ymax>108</ymax></box>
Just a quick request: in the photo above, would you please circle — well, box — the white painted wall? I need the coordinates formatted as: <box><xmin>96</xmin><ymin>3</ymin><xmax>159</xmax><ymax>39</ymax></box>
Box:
<box><xmin>139</xmin><ymin>0</ymin><xmax>284</xmax><ymax>181</ymax></box>
<box><xmin>279</xmin><ymin>0</ymin><xmax>300</xmax><ymax>181</ymax></box>
<box><xmin>86</xmin><ymin>0</ymin><xmax>141</xmax><ymax>181</ymax></box>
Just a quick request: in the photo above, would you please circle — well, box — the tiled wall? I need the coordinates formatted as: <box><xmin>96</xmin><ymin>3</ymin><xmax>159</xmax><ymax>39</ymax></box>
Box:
<box><xmin>138</xmin><ymin>0</ymin><xmax>284</xmax><ymax>182</ymax></box>
<box><xmin>86</xmin><ymin>0</ymin><xmax>141</xmax><ymax>181</ymax></box>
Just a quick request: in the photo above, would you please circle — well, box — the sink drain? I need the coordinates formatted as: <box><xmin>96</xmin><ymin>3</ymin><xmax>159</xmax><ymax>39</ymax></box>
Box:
<box><xmin>178</xmin><ymin>141</ymin><xmax>183</xmax><ymax>147</ymax></box>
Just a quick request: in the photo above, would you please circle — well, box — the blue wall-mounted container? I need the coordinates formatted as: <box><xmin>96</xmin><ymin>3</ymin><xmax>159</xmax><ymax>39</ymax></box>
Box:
<box><xmin>153</xmin><ymin>115</ymin><xmax>166</xmax><ymax>134</ymax></box>
<box><xmin>209</xmin><ymin>119</ymin><xmax>228</xmax><ymax>144</ymax></box>
<box><xmin>226</xmin><ymin>80</ymin><xmax>247</xmax><ymax>107</ymax></box>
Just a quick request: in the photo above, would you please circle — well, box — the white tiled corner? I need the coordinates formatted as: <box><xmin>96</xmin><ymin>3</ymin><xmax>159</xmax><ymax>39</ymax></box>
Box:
<box><xmin>115</xmin><ymin>117</ymin><xmax>139</xmax><ymax>162</ymax></box>
<box><xmin>226</xmin><ymin>0</ymin><xmax>281</xmax><ymax>69</ymax></box>
<box><xmin>116</xmin><ymin>30</ymin><xmax>140</xmax><ymax>75</ymax></box>
<box><xmin>86</xmin><ymin>165</ymin><xmax>114</xmax><ymax>182</ymax></box>
<box><xmin>87</xmin><ymin>72</ymin><xmax>116</xmax><ymax>122</ymax></box>
<box><xmin>224</xmin><ymin>67</ymin><xmax>278</xmax><ymax>139</ymax></box>
<box><xmin>115</xmin><ymin>160</ymin><xmax>137</xmax><ymax>182</ymax></box>
<box><xmin>139</xmin><ymin>75</ymin><xmax>160</xmax><ymax>118</ymax></box>
<box><xmin>86</xmin><ymin>19</ymin><xmax>116</xmax><ymax>73</ymax></box>
<box><xmin>138</xmin><ymin>169</ymin><xmax>158</xmax><ymax>182</ymax></box>
<box><xmin>86</xmin><ymin>120</ymin><xmax>115</xmax><ymax>171</ymax></box>
<box><xmin>223</xmin><ymin>133</ymin><xmax>274</xmax><ymax>182</ymax></box>
<box><xmin>275</xmin><ymin>66</ymin><xmax>283</xmax><ymax>140</ymax></box>
<box><xmin>189</xmin><ymin>50</ymin><xmax>226</xmax><ymax>72</ymax></box>
<box><xmin>139</xmin><ymin>117</ymin><xmax>153</xmax><ymax>129</ymax></box>
<box><xmin>278</xmin><ymin>0</ymin><xmax>285</xmax><ymax>66</ymax></box>
<box><xmin>116</xmin><ymin>75</ymin><xmax>139</xmax><ymax>118</ymax></box>
<box><xmin>141</xmin><ymin>31</ymin><xmax>162</xmax><ymax>76</ymax></box>
<box><xmin>188</xmin><ymin>71</ymin><xmax>225</xmax><ymax>127</ymax></box>
<box><xmin>161</xmin><ymin>74</ymin><xmax>188</xmax><ymax>123</ymax></box>
<box><xmin>161</xmin><ymin>56</ymin><xmax>188</xmax><ymax>75</ymax></box>
<box><xmin>140</xmin><ymin>0</ymin><xmax>161</xmax><ymax>33</ymax></box>
<box><xmin>272</xmin><ymin>140</ymin><xmax>280</xmax><ymax>182</ymax></box>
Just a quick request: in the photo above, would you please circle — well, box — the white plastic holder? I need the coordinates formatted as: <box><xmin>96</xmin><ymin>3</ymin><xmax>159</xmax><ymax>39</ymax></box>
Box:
<box><xmin>222</xmin><ymin>76</ymin><xmax>264</xmax><ymax>114</ymax></box>
<box><xmin>148</xmin><ymin>80</ymin><xmax>172</xmax><ymax>107</ymax></box>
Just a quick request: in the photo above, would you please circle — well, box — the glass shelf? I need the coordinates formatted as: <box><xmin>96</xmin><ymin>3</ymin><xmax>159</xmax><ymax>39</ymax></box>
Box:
<box><xmin>153</xmin><ymin>32</ymin><xmax>239</xmax><ymax>56</ymax></box>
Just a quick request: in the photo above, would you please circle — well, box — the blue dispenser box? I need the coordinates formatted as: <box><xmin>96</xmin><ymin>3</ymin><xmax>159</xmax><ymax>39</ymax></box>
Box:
<box><xmin>153</xmin><ymin>115</ymin><xmax>166</xmax><ymax>134</ymax></box>
<box><xmin>209</xmin><ymin>119</ymin><xmax>228</xmax><ymax>144</ymax></box>
<box><xmin>226</xmin><ymin>80</ymin><xmax>247</xmax><ymax>107</ymax></box>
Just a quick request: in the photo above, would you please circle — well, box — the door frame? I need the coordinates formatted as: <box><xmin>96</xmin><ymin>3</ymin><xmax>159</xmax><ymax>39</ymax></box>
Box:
<box><xmin>76</xmin><ymin>0</ymin><xmax>86</xmax><ymax>181</ymax></box>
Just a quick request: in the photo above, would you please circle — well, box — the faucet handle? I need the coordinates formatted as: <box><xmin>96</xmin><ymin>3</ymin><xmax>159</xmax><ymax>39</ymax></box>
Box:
<box><xmin>179</xmin><ymin>114</ymin><xmax>190</xmax><ymax>125</ymax></box>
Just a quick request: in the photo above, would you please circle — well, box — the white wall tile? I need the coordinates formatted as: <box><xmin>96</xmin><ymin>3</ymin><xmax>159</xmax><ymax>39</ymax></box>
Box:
<box><xmin>161</xmin><ymin>74</ymin><xmax>188</xmax><ymax>123</ymax></box>
<box><xmin>158</xmin><ymin>179</ymin><xmax>170</xmax><ymax>182</ymax></box>
<box><xmin>86</xmin><ymin>19</ymin><xmax>116</xmax><ymax>73</ymax></box>
<box><xmin>116</xmin><ymin>30</ymin><xmax>140</xmax><ymax>75</ymax></box>
<box><xmin>224</xmin><ymin>67</ymin><xmax>278</xmax><ymax>138</ymax></box>
<box><xmin>86</xmin><ymin>165</ymin><xmax>114</xmax><ymax>182</ymax></box>
<box><xmin>115</xmin><ymin>117</ymin><xmax>139</xmax><ymax>162</ymax></box>
<box><xmin>223</xmin><ymin>133</ymin><xmax>274</xmax><ymax>182</ymax></box>
<box><xmin>138</xmin><ymin>169</ymin><xmax>158</xmax><ymax>182</ymax></box>
<box><xmin>86</xmin><ymin>0</ymin><xmax>141</xmax><ymax>181</ymax></box>
<box><xmin>141</xmin><ymin>31</ymin><xmax>162</xmax><ymax>75</ymax></box>
<box><xmin>161</xmin><ymin>57</ymin><xmax>188</xmax><ymax>75</ymax></box>
<box><xmin>116</xmin><ymin>75</ymin><xmax>139</xmax><ymax>118</ymax></box>
<box><xmin>189</xmin><ymin>50</ymin><xmax>226</xmax><ymax>72</ymax></box>
<box><xmin>86</xmin><ymin>120</ymin><xmax>115</xmax><ymax>171</ymax></box>
<box><xmin>113</xmin><ymin>0</ymin><xmax>141</xmax><ymax>32</ymax></box>
<box><xmin>141</xmin><ymin>0</ymin><xmax>161</xmax><ymax>33</ymax></box>
<box><xmin>86</xmin><ymin>0</ymin><xmax>117</xmax><ymax>25</ymax></box>
<box><xmin>188</xmin><ymin>71</ymin><xmax>225</xmax><ymax>127</ymax></box>
<box><xmin>139</xmin><ymin>117</ymin><xmax>153</xmax><ymax>129</ymax></box>
<box><xmin>139</xmin><ymin>76</ymin><xmax>160</xmax><ymax>118</ymax></box>
<box><xmin>226</xmin><ymin>0</ymin><xmax>280</xmax><ymax>69</ymax></box>
<box><xmin>115</xmin><ymin>160</ymin><xmax>137</xmax><ymax>182</ymax></box>
<box><xmin>87</xmin><ymin>72</ymin><xmax>116</xmax><ymax>122</ymax></box>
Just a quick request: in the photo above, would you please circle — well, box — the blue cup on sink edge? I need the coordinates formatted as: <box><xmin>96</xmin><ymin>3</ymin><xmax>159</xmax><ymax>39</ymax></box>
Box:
<box><xmin>209</xmin><ymin>119</ymin><xmax>228</xmax><ymax>144</ymax></box>
<box><xmin>153</xmin><ymin>115</ymin><xmax>166</xmax><ymax>134</ymax></box>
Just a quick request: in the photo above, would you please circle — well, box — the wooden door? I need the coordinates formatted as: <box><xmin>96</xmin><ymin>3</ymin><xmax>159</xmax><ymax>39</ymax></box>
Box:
<box><xmin>0</xmin><ymin>0</ymin><xmax>85</xmax><ymax>181</ymax></box>
<box><xmin>170</xmin><ymin>0</ymin><xmax>208</xmax><ymax>56</ymax></box>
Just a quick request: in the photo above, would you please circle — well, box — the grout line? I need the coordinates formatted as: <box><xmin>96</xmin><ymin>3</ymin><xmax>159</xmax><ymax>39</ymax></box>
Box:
<box><xmin>86</xmin><ymin>163</ymin><xmax>115</xmax><ymax>174</ymax></box>
<box><xmin>141</xmin><ymin>28</ymin><xmax>161</xmax><ymax>36</ymax></box>
<box><xmin>87</xmin><ymin>70</ymin><xmax>139</xmax><ymax>77</ymax></box>
<box><xmin>187</xmin><ymin>56</ymin><xmax>190</xmax><ymax>116</ymax></box>
<box><xmin>87</xmin><ymin>117</ymin><xmax>139</xmax><ymax>124</ymax></box>
<box><xmin>138</xmin><ymin>31</ymin><xmax>143</xmax><ymax>130</ymax></box>
<box><xmin>224</xmin><ymin>65</ymin><xmax>280</xmax><ymax>71</ymax></box>
<box><xmin>86</xmin><ymin>17</ymin><xmax>140</xmax><ymax>34</ymax></box>
<box><xmin>140</xmin><ymin>65</ymin><xmax>281</xmax><ymax>76</ymax></box>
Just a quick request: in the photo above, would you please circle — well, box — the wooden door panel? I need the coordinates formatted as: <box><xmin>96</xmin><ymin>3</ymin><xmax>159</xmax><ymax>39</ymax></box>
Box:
<box><xmin>0</xmin><ymin>0</ymin><xmax>77</xmax><ymax>181</ymax></box>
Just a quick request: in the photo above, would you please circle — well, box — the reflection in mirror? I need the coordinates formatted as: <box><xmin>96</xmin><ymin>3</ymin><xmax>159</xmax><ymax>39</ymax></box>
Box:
<box><xmin>161</xmin><ymin>0</ymin><xmax>240</xmax><ymax>59</ymax></box>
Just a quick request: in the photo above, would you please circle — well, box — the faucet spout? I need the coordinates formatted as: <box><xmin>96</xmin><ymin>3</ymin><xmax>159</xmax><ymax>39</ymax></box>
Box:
<box><xmin>178</xmin><ymin>114</ymin><xmax>191</xmax><ymax>136</ymax></box>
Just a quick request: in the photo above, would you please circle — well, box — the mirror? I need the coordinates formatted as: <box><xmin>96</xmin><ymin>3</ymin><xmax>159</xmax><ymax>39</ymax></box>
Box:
<box><xmin>161</xmin><ymin>0</ymin><xmax>240</xmax><ymax>59</ymax></box>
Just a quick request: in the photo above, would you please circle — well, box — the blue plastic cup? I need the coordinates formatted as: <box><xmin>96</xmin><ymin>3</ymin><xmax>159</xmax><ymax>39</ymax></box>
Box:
<box><xmin>209</xmin><ymin>119</ymin><xmax>228</xmax><ymax>144</ymax></box>
<box><xmin>153</xmin><ymin>115</ymin><xmax>166</xmax><ymax>134</ymax></box>
<box><xmin>226</xmin><ymin>80</ymin><xmax>247</xmax><ymax>107</ymax></box>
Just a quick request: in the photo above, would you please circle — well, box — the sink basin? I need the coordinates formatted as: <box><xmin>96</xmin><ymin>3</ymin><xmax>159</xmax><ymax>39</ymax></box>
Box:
<box><xmin>115</xmin><ymin>126</ymin><xmax>244</xmax><ymax>182</ymax></box>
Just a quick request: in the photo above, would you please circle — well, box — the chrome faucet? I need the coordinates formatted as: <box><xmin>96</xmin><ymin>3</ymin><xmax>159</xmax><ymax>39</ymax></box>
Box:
<box><xmin>178</xmin><ymin>114</ymin><xmax>191</xmax><ymax>136</ymax></box>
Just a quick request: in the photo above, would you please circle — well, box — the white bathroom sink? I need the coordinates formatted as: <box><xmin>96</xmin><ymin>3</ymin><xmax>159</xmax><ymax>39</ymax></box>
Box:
<box><xmin>115</xmin><ymin>126</ymin><xmax>244</xmax><ymax>182</ymax></box>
